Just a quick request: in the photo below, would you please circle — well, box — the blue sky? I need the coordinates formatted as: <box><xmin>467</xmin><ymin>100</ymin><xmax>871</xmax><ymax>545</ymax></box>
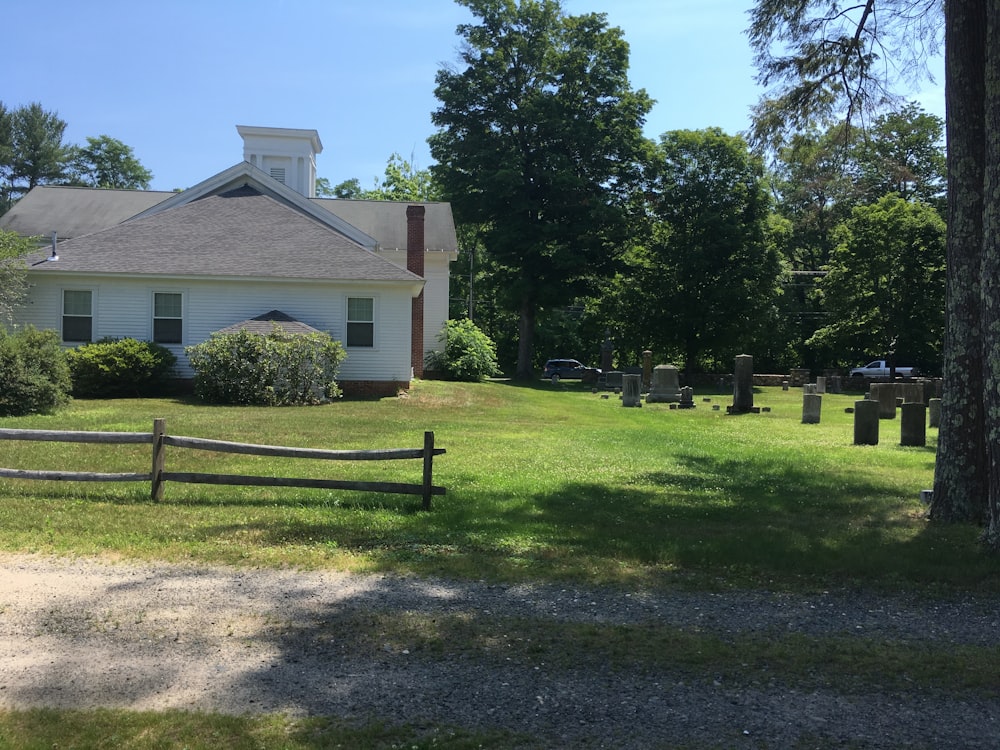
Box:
<box><xmin>7</xmin><ymin>0</ymin><xmax>944</xmax><ymax>193</ymax></box>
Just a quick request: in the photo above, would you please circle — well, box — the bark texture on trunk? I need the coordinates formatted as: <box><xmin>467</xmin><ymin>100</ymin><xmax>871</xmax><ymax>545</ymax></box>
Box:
<box><xmin>981</xmin><ymin>0</ymin><xmax>1000</xmax><ymax>548</ymax></box>
<box><xmin>931</xmin><ymin>0</ymin><xmax>988</xmax><ymax>523</ymax></box>
<box><xmin>515</xmin><ymin>296</ymin><xmax>537</xmax><ymax>380</ymax></box>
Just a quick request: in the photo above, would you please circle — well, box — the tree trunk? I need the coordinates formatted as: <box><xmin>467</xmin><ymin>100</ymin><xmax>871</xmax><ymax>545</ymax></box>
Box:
<box><xmin>514</xmin><ymin>295</ymin><xmax>537</xmax><ymax>380</ymax></box>
<box><xmin>981</xmin><ymin>0</ymin><xmax>1000</xmax><ymax>548</ymax></box>
<box><xmin>931</xmin><ymin>0</ymin><xmax>988</xmax><ymax>523</ymax></box>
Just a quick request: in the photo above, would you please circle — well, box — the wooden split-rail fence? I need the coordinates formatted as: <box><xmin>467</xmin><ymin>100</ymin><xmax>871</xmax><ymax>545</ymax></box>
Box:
<box><xmin>0</xmin><ymin>419</ymin><xmax>446</xmax><ymax>510</ymax></box>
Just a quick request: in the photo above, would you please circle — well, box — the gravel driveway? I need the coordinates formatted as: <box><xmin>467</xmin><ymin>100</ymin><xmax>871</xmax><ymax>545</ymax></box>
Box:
<box><xmin>1</xmin><ymin>553</ymin><xmax>998</xmax><ymax>748</ymax></box>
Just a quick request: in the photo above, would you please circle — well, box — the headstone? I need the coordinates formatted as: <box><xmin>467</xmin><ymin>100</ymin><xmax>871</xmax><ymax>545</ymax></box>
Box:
<box><xmin>929</xmin><ymin>397</ymin><xmax>942</xmax><ymax>428</ymax></box>
<box><xmin>730</xmin><ymin>354</ymin><xmax>754</xmax><ymax>414</ymax></box>
<box><xmin>642</xmin><ymin>350</ymin><xmax>653</xmax><ymax>391</ymax></box>
<box><xmin>605</xmin><ymin>371</ymin><xmax>623</xmax><ymax>390</ymax></box>
<box><xmin>678</xmin><ymin>386</ymin><xmax>696</xmax><ymax>409</ymax></box>
<box><xmin>622</xmin><ymin>374</ymin><xmax>642</xmax><ymax>407</ymax></box>
<box><xmin>782</xmin><ymin>381</ymin><xmax>789</xmax><ymax>391</ymax></box>
<box><xmin>600</xmin><ymin>332</ymin><xmax>614</xmax><ymax>373</ymax></box>
<box><xmin>802</xmin><ymin>393</ymin><xmax>822</xmax><ymax>424</ymax></box>
<box><xmin>816</xmin><ymin>376</ymin><xmax>827</xmax><ymax>394</ymax></box>
<box><xmin>901</xmin><ymin>383</ymin><xmax>924</xmax><ymax>404</ymax></box>
<box><xmin>900</xmin><ymin>402</ymin><xmax>927</xmax><ymax>446</ymax></box>
<box><xmin>803</xmin><ymin>383</ymin><xmax>817</xmax><ymax>395</ymax></box>
<box><xmin>829</xmin><ymin>375</ymin><xmax>842</xmax><ymax>394</ymax></box>
<box><xmin>646</xmin><ymin>364</ymin><xmax>681</xmax><ymax>403</ymax></box>
<box><xmin>853</xmin><ymin>399</ymin><xmax>879</xmax><ymax>445</ymax></box>
<box><xmin>871</xmin><ymin>383</ymin><xmax>897</xmax><ymax>419</ymax></box>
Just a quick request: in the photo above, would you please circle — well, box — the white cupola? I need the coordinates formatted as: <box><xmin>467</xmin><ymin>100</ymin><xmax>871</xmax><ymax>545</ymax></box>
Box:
<box><xmin>236</xmin><ymin>125</ymin><xmax>323</xmax><ymax>198</ymax></box>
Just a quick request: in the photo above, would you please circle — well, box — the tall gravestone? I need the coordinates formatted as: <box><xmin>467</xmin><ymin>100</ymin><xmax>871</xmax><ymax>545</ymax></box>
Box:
<box><xmin>646</xmin><ymin>365</ymin><xmax>681</xmax><ymax>403</ymax></box>
<box><xmin>730</xmin><ymin>354</ymin><xmax>754</xmax><ymax>414</ymax></box>
<box><xmin>802</xmin><ymin>393</ymin><xmax>822</xmax><ymax>424</ymax></box>
<box><xmin>642</xmin><ymin>350</ymin><xmax>653</xmax><ymax>391</ymax></box>
<box><xmin>622</xmin><ymin>374</ymin><xmax>642</xmax><ymax>407</ymax></box>
<box><xmin>853</xmin><ymin>399</ymin><xmax>879</xmax><ymax>445</ymax></box>
<box><xmin>900</xmin><ymin>402</ymin><xmax>927</xmax><ymax>446</ymax></box>
<box><xmin>871</xmin><ymin>383</ymin><xmax>897</xmax><ymax>419</ymax></box>
<box><xmin>929</xmin><ymin>398</ymin><xmax>942</xmax><ymax>428</ymax></box>
<box><xmin>600</xmin><ymin>333</ymin><xmax>614</xmax><ymax>374</ymax></box>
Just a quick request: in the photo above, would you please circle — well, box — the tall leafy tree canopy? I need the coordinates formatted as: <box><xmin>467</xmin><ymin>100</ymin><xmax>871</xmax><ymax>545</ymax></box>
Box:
<box><xmin>606</xmin><ymin>129</ymin><xmax>778</xmax><ymax>373</ymax></box>
<box><xmin>808</xmin><ymin>194</ymin><xmax>945</xmax><ymax>369</ymax></box>
<box><xmin>429</xmin><ymin>0</ymin><xmax>653</xmax><ymax>378</ymax></box>
<box><xmin>0</xmin><ymin>102</ymin><xmax>69</xmax><ymax>212</ymax></box>
<box><xmin>749</xmin><ymin>0</ymin><xmax>1000</xmax><ymax>543</ymax></box>
<box><xmin>67</xmin><ymin>135</ymin><xmax>153</xmax><ymax>190</ymax></box>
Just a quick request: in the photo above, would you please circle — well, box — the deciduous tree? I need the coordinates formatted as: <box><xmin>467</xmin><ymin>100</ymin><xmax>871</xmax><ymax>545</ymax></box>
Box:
<box><xmin>0</xmin><ymin>228</ymin><xmax>34</xmax><ymax>324</ymax></box>
<box><xmin>67</xmin><ymin>135</ymin><xmax>152</xmax><ymax>190</ymax></box>
<box><xmin>749</xmin><ymin>0</ymin><xmax>1000</xmax><ymax>540</ymax></box>
<box><xmin>808</xmin><ymin>194</ymin><xmax>945</xmax><ymax>371</ymax></box>
<box><xmin>429</xmin><ymin>0</ymin><xmax>653</xmax><ymax>379</ymax></box>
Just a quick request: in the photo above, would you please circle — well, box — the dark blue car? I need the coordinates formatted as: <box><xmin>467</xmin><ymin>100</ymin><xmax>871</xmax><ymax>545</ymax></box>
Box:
<box><xmin>542</xmin><ymin>359</ymin><xmax>600</xmax><ymax>383</ymax></box>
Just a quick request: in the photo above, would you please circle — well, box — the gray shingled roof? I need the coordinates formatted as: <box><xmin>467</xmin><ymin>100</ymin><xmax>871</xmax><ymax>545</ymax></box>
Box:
<box><xmin>0</xmin><ymin>185</ymin><xmax>171</xmax><ymax>239</ymax></box>
<box><xmin>25</xmin><ymin>186</ymin><xmax>422</xmax><ymax>283</ymax></box>
<box><xmin>216</xmin><ymin>310</ymin><xmax>323</xmax><ymax>335</ymax></box>
<box><xmin>313</xmin><ymin>198</ymin><xmax>458</xmax><ymax>253</ymax></box>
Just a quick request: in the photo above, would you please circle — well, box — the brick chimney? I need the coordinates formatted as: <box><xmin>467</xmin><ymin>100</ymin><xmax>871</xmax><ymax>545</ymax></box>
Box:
<box><xmin>406</xmin><ymin>205</ymin><xmax>426</xmax><ymax>378</ymax></box>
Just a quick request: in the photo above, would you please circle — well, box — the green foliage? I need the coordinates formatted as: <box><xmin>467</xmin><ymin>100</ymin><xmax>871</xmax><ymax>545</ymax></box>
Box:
<box><xmin>66</xmin><ymin>338</ymin><xmax>177</xmax><ymax>398</ymax></box>
<box><xmin>603</xmin><ymin>128</ymin><xmax>779</xmax><ymax>373</ymax></box>
<box><xmin>186</xmin><ymin>328</ymin><xmax>346</xmax><ymax>406</ymax></box>
<box><xmin>1</xmin><ymin>102</ymin><xmax>69</xmax><ymax>206</ymax></box>
<box><xmin>430</xmin><ymin>0</ymin><xmax>653</xmax><ymax>378</ymax></box>
<box><xmin>319</xmin><ymin>153</ymin><xmax>438</xmax><ymax>202</ymax></box>
<box><xmin>0</xmin><ymin>326</ymin><xmax>71</xmax><ymax>416</ymax></box>
<box><xmin>747</xmin><ymin>0</ymin><xmax>942</xmax><ymax>149</ymax></box>
<box><xmin>66</xmin><ymin>135</ymin><xmax>153</xmax><ymax>190</ymax></box>
<box><xmin>808</xmin><ymin>194</ymin><xmax>945</xmax><ymax>371</ymax></box>
<box><xmin>0</xmin><ymin>228</ymin><xmax>34</xmax><ymax>324</ymax></box>
<box><xmin>425</xmin><ymin>318</ymin><xmax>500</xmax><ymax>381</ymax></box>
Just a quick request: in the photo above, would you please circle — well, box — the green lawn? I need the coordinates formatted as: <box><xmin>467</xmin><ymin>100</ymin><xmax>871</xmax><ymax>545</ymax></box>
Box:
<box><xmin>0</xmin><ymin>378</ymin><xmax>991</xmax><ymax>593</ymax></box>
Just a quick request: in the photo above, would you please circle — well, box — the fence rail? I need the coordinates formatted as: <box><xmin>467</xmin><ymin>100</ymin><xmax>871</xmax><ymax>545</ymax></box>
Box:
<box><xmin>0</xmin><ymin>420</ymin><xmax>445</xmax><ymax>510</ymax></box>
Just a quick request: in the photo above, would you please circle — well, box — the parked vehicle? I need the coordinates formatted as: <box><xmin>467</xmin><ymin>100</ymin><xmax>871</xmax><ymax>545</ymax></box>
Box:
<box><xmin>542</xmin><ymin>359</ymin><xmax>600</xmax><ymax>383</ymax></box>
<box><xmin>848</xmin><ymin>360</ymin><xmax>920</xmax><ymax>379</ymax></box>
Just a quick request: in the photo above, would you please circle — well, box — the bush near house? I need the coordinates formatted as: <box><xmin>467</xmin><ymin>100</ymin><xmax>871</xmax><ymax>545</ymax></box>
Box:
<box><xmin>425</xmin><ymin>318</ymin><xmax>501</xmax><ymax>381</ymax></box>
<box><xmin>67</xmin><ymin>338</ymin><xmax>178</xmax><ymax>398</ymax></box>
<box><xmin>186</xmin><ymin>328</ymin><xmax>346</xmax><ymax>406</ymax></box>
<box><xmin>0</xmin><ymin>326</ymin><xmax>72</xmax><ymax>416</ymax></box>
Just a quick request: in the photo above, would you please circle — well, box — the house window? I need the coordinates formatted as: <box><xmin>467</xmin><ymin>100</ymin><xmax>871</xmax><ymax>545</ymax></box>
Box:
<box><xmin>346</xmin><ymin>297</ymin><xmax>374</xmax><ymax>348</ymax></box>
<box><xmin>153</xmin><ymin>292</ymin><xmax>183</xmax><ymax>344</ymax></box>
<box><xmin>62</xmin><ymin>289</ymin><xmax>93</xmax><ymax>342</ymax></box>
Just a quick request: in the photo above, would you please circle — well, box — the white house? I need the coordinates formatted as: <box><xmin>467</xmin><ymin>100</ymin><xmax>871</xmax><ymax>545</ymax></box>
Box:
<box><xmin>0</xmin><ymin>126</ymin><xmax>459</xmax><ymax>396</ymax></box>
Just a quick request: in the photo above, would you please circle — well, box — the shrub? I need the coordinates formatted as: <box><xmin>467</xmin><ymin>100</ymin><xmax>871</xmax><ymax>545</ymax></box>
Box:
<box><xmin>186</xmin><ymin>328</ymin><xmax>346</xmax><ymax>405</ymax></box>
<box><xmin>425</xmin><ymin>318</ymin><xmax>501</xmax><ymax>381</ymax></box>
<box><xmin>66</xmin><ymin>338</ymin><xmax>178</xmax><ymax>398</ymax></box>
<box><xmin>0</xmin><ymin>326</ymin><xmax>72</xmax><ymax>416</ymax></box>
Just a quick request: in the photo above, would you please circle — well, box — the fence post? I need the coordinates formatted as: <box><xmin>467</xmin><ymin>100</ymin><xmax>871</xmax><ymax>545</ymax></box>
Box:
<box><xmin>422</xmin><ymin>431</ymin><xmax>435</xmax><ymax>511</ymax></box>
<box><xmin>151</xmin><ymin>418</ymin><xmax>166</xmax><ymax>502</ymax></box>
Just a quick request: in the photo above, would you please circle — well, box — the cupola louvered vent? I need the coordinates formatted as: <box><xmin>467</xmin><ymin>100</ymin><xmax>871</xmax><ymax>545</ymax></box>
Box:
<box><xmin>269</xmin><ymin>167</ymin><xmax>286</xmax><ymax>184</ymax></box>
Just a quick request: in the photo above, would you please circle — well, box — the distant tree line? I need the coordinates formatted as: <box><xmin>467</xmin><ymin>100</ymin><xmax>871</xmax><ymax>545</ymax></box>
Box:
<box><xmin>0</xmin><ymin>101</ymin><xmax>152</xmax><ymax>215</ymax></box>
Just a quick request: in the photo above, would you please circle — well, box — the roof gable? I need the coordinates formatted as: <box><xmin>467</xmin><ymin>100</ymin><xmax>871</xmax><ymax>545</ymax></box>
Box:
<box><xmin>27</xmin><ymin>185</ymin><xmax>421</xmax><ymax>284</ymax></box>
<box><xmin>130</xmin><ymin>161</ymin><xmax>379</xmax><ymax>250</ymax></box>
